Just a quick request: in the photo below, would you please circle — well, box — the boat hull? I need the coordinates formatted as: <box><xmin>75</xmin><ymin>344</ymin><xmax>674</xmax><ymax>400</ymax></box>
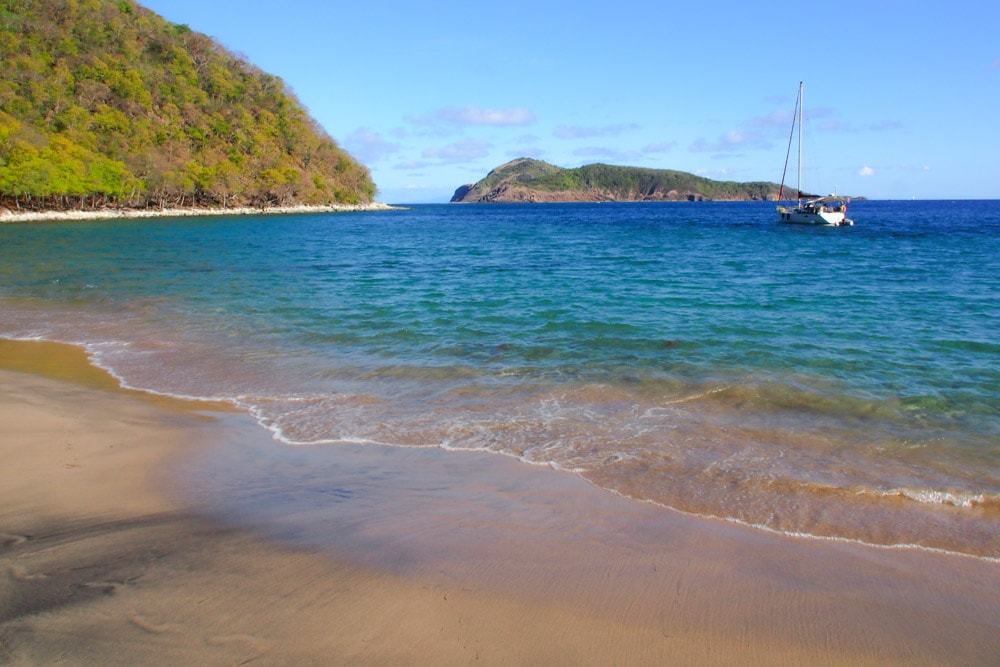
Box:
<box><xmin>776</xmin><ymin>83</ymin><xmax>859</xmax><ymax>226</ymax></box>
<box><xmin>777</xmin><ymin>204</ymin><xmax>854</xmax><ymax>226</ymax></box>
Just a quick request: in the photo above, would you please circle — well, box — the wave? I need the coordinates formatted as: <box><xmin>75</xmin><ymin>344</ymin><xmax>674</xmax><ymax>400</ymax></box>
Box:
<box><xmin>3</xmin><ymin>320</ymin><xmax>1000</xmax><ymax>561</ymax></box>
<box><xmin>862</xmin><ymin>487</ymin><xmax>1000</xmax><ymax>510</ymax></box>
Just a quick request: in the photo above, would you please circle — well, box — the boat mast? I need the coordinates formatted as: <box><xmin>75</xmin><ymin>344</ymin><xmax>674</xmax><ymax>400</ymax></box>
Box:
<box><xmin>797</xmin><ymin>81</ymin><xmax>803</xmax><ymax>206</ymax></box>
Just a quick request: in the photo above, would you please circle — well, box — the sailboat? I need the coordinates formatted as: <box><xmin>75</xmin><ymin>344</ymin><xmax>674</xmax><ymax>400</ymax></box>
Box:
<box><xmin>776</xmin><ymin>82</ymin><xmax>854</xmax><ymax>226</ymax></box>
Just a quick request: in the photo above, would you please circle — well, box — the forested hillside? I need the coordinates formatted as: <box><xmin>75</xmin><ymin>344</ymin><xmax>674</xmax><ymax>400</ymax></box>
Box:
<box><xmin>452</xmin><ymin>158</ymin><xmax>787</xmax><ymax>203</ymax></box>
<box><xmin>0</xmin><ymin>0</ymin><xmax>376</xmax><ymax>212</ymax></box>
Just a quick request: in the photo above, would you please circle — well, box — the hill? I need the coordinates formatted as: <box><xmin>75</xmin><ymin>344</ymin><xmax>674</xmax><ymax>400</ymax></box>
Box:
<box><xmin>0</xmin><ymin>0</ymin><xmax>375</xmax><ymax>213</ymax></box>
<box><xmin>451</xmin><ymin>158</ymin><xmax>787</xmax><ymax>203</ymax></box>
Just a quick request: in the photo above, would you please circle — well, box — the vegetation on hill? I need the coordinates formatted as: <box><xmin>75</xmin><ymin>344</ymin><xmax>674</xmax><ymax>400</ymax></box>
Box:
<box><xmin>451</xmin><ymin>158</ymin><xmax>786</xmax><ymax>203</ymax></box>
<box><xmin>0</xmin><ymin>0</ymin><xmax>375</xmax><ymax>212</ymax></box>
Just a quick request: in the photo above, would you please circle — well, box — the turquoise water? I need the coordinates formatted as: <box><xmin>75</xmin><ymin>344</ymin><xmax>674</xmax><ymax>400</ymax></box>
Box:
<box><xmin>2</xmin><ymin>201</ymin><xmax>999</xmax><ymax>557</ymax></box>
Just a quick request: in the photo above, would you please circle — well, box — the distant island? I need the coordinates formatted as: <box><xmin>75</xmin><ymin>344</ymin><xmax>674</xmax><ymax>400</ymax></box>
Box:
<box><xmin>452</xmin><ymin>158</ymin><xmax>788</xmax><ymax>203</ymax></box>
<box><xmin>0</xmin><ymin>0</ymin><xmax>376</xmax><ymax>216</ymax></box>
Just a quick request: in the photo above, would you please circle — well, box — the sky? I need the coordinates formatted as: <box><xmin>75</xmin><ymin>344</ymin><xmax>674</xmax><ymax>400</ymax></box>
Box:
<box><xmin>139</xmin><ymin>0</ymin><xmax>1000</xmax><ymax>203</ymax></box>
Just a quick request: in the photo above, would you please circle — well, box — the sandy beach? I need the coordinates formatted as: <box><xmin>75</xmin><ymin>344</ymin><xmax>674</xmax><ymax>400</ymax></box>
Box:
<box><xmin>0</xmin><ymin>202</ymin><xmax>399</xmax><ymax>224</ymax></box>
<box><xmin>2</xmin><ymin>339</ymin><xmax>1000</xmax><ymax>665</ymax></box>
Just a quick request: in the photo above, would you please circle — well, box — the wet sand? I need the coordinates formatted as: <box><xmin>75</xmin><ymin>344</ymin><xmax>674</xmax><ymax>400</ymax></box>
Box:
<box><xmin>2</xmin><ymin>340</ymin><xmax>999</xmax><ymax>665</ymax></box>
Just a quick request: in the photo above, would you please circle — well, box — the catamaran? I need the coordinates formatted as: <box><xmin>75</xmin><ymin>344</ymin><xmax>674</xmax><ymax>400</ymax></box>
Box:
<box><xmin>776</xmin><ymin>82</ymin><xmax>855</xmax><ymax>226</ymax></box>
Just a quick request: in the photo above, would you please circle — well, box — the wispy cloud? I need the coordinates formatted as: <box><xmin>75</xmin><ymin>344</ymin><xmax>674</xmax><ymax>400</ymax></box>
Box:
<box><xmin>403</xmin><ymin>107</ymin><xmax>536</xmax><ymax>140</ymax></box>
<box><xmin>695</xmin><ymin>167</ymin><xmax>748</xmax><ymax>178</ymax></box>
<box><xmin>435</xmin><ymin>106</ymin><xmax>536</xmax><ymax>126</ymax></box>
<box><xmin>750</xmin><ymin>107</ymin><xmax>834</xmax><ymax>134</ymax></box>
<box><xmin>507</xmin><ymin>146</ymin><xmax>546</xmax><ymax>158</ymax></box>
<box><xmin>394</xmin><ymin>159</ymin><xmax>432</xmax><ymax>171</ymax></box>
<box><xmin>343</xmin><ymin>127</ymin><xmax>401</xmax><ymax>163</ymax></box>
<box><xmin>423</xmin><ymin>138</ymin><xmax>493</xmax><ymax>162</ymax></box>
<box><xmin>689</xmin><ymin>129</ymin><xmax>769</xmax><ymax>154</ymax></box>
<box><xmin>859</xmin><ymin>166</ymin><xmax>875</xmax><ymax>176</ymax></box>
<box><xmin>820</xmin><ymin>119</ymin><xmax>902</xmax><ymax>133</ymax></box>
<box><xmin>554</xmin><ymin>123</ymin><xmax>640</xmax><ymax>139</ymax></box>
<box><xmin>572</xmin><ymin>146</ymin><xmax>641</xmax><ymax>162</ymax></box>
<box><xmin>805</xmin><ymin>107</ymin><xmax>834</xmax><ymax>121</ymax></box>
<box><xmin>512</xmin><ymin>133</ymin><xmax>541</xmax><ymax>144</ymax></box>
<box><xmin>748</xmin><ymin>110</ymin><xmax>794</xmax><ymax>129</ymax></box>
<box><xmin>866</xmin><ymin>120</ymin><xmax>903</xmax><ymax>131</ymax></box>
<box><xmin>642</xmin><ymin>141</ymin><xmax>677</xmax><ymax>154</ymax></box>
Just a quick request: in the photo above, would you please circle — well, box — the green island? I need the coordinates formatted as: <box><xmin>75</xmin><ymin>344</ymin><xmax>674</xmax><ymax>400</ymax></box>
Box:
<box><xmin>0</xmin><ymin>0</ymin><xmax>376</xmax><ymax>214</ymax></box>
<box><xmin>452</xmin><ymin>158</ymin><xmax>788</xmax><ymax>203</ymax></box>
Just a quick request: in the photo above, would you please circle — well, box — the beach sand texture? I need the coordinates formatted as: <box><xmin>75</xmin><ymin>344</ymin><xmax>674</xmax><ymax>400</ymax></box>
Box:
<box><xmin>0</xmin><ymin>203</ymin><xmax>398</xmax><ymax>224</ymax></box>
<box><xmin>2</xmin><ymin>340</ymin><xmax>999</xmax><ymax>665</ymax></box>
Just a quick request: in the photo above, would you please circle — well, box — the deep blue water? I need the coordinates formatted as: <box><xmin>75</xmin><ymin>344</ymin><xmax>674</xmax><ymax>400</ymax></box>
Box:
<box><xmin>2</xmin><ymin>200</ymin><xmax>998</xmax><ymax>557</ymax></box>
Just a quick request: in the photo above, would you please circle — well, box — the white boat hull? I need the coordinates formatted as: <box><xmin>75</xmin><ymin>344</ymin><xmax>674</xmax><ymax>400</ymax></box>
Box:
<box><xmin>776</xmin><ymin>83</ymin><xmax>859</xmax><ymax>227</ymax></box>
<box><xmin>777</xmin><ymin>203</ymin><xmax>854</xmax><ymax>226</ymax></box>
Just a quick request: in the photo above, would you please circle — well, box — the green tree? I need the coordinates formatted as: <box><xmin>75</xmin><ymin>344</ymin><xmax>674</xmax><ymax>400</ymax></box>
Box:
<box><xmin>0</xmin><ymin>0</ymin><xmax>375</xmax><ymax>212</ymax></box>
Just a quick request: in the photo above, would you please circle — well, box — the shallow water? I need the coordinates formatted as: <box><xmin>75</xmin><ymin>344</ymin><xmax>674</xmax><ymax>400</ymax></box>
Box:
<box><xmin>2</xmin><ymin>200</ymin><xmax>998</xmax><ymax>557</ymax></box>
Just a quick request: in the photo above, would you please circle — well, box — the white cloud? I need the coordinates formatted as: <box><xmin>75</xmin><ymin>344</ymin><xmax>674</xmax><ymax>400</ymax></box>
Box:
<box><xmin>394</xmin><ymin>159</ymin><xmax>432</xmax><ymax>170</ymax></box>
<box><xmin>810</xmin><ymin>119</ymin><xmax>902</xmax><ymax>134</ymax></box>
<box><xmin>572</xmin><ymin>146</ymin><xmax>641</xmax><ymax>162</ymax></box>
<box><xmin>343</xmin><ymin>127</ymin><xmax>401</xmax><ymax>164</ymax></box>
<box><xmin>422</xmin><ymin>139</ymin><xmax>493</xmax><ymax>162</ymax></box>
<box><xmin>553</xmin><ymin>123</ymin><xmax>640</xmax><ymax>139</ymax></box>
<box><xmin>435</xmin><ymin>106</ymin><xmax>536</xmax><ymax>126</ymax></box>
<box><xmin>689</xmin><ymin>128</ymin><xmax>768</xmax><ymax>153</ymax></box>
<box><xmin>867</xmin><ymin>120</ymin><xmax>903</xmax><ymax>132</ymax></box>
<box><xmin>508</xmin><ymin>146</ymin><xmax>546</xmax><ymax>158</ymax></box>
<box><xmin>748</xmin><ymin>110</ymin><xmax>793</xmax><ymax>129</ymax></box>
<box><xmin>642</xmin><ymin>141</ymin><xmax>677</xmax><ymax>153</ymax></box>
<box><xmin>695</xmin><ymin>167</ymin><xmax>744</xmax><ymax>178</ymax></box>
<box><xmin>512</xmin><ymin>133</ymin><xmax>540</xmax><ymax>144</ymax></box>
<box><xmin>859</xmin><ymin>166</ymin><xmax>875</xmax><ymax>176</ymax></box>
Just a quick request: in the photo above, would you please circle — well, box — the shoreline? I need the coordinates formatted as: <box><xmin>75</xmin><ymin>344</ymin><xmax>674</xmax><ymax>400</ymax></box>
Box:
<box><xmin>3</xmin><ymin>339</ymin><xmax>1000</xmax><ymax>664</ymax></box>
<box><xmin>6</xmin><ymin>337</ymin><xmax>994</xmax><ymax>566</ymax></box>
<box><xmin>0</xmin><ymin>201</ymin><xmax>401</xmax><ymax>224</ymax></box>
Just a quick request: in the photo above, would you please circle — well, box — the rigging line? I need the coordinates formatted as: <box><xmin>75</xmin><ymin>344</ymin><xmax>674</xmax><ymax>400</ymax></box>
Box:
<box><xmin>778</xmin><ymin>83</ymin><xmax>801</xmax><ymax>203</ymax></box>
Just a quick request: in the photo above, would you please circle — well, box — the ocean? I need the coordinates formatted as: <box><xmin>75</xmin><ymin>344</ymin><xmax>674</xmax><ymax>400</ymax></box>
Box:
<box><xmin>2</xmin><ymin>200</ymin><xmax>998</xmax><ymax>559</ymax></box>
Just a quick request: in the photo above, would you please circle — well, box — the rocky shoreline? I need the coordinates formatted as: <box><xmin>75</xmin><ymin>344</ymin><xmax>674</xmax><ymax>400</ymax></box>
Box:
<box><xmin>0</xmin><ymin>202</ymin><xmax>400</xmax><ymax>224</ymax></box>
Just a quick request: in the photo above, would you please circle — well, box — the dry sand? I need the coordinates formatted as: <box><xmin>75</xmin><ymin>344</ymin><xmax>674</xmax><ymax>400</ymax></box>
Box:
<box><xmin>2</xmin><ymin>339</ymin><xmax>999</xmax><ymax>665</ymax></box>
<box><xmin>0</xmin><ymin>202</ymin><xmax>399</xmax><ymax>224</ymax></box>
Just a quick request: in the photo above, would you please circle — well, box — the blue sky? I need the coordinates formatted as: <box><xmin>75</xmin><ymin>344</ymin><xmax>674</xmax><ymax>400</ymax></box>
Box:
<box><xmin>140</xmin><ymin>0</ymin><xmax>999</xmax><ymax>203</ymax></box>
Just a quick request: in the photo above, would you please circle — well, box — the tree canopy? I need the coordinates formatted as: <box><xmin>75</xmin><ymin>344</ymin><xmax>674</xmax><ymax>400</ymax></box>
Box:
<box><xmin>0</xmin><ymin>0</ymin><xmax>376</xmax><ymax>211</ymax></box>
<box><xmin>452</xmin><ymin>158</ymin><xmax>787</xmax><ymax>203</ymax></box>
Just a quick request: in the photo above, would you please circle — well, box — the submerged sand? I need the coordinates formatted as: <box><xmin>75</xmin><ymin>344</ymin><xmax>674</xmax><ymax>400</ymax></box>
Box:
<box><xmin>2</xmin><ymin>340</ymin><xmax>999</xmax><ymax>665</ymax></box>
